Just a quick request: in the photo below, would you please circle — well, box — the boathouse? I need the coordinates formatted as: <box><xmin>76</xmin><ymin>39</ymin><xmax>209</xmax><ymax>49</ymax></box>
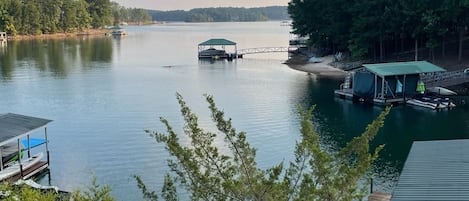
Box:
<box><xmin>392</xmin><ymin>139</ymin><xmax>469</xmax><ymax>200</ymax></box>
<box><xmin>335</xmin><ymin>61</ymin><xmax>446</xmax><ymax>105</ymax></box>
<box><xmin>198</xmin><ymin>38</ymin><xmax>238</xmax><ymax>60</ymax></box>
<box><xmin>0</xmin><ymin>113</ymin><xmax>52</xmax><ymax>182</ymax></box>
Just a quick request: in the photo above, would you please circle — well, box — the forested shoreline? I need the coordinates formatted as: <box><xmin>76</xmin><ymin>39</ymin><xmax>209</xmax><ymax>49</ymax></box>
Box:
<box><xmin>148</xmin><ymin>6</ymin><xmax>289</xmax><ymax>22</ymax></box>
<box><xmin>0</xmin><ymin>0</ymin><xmax>151</xmax><ymax>36</ymax></box>
<box><xmin>0</xmin><ymin>3</ymin><xmax>288</xmax><ymax>37</ymax></box>
<box><xmin>288</xmin><ymin>0</ymin><xmax>469</xmax><ymax>63</ymax></box>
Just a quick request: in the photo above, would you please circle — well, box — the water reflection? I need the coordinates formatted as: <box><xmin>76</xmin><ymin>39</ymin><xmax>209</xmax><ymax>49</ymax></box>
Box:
<box><xmin>0</xmin><ymin>37</ymin><xmax>113</xmax><ymax>80</ymax></box>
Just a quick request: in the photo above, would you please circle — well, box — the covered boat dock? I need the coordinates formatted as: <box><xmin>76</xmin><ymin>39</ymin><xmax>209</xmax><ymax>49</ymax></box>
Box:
<box><xmin>335</xmin><ymin>61</ymin><xmax>446</xmax><ymax>105</ymax></box>
<box><xmin>198</xmin><ymin>38</ymin><xmax>239</xmax><ymax>60</ymax></box>
<box><xmin>0</xmin><ymin>113</ymin><xmax>52</xmax><ymax>181</ymax></box>
<box><xmin>391</xmin><ymin>139</ymin><xmax>469</xmax><ymax>200</ymax></box>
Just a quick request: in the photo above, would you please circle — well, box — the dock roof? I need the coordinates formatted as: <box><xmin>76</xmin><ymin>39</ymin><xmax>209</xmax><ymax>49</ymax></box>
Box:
<box><xmin>391</xmin><ymin>139</ymin><xmax>469</xmax><ymax>201</ymax></box>
<box><xmin>0</xmin><ymin>113</ymin><xmax>52</xmax><ymax>146</ymax></box>
<box><xmin>199</xmin><ymin>38</ymin><xmax>236</xmax><ymax>46</ymax></box>
<box><xmin>363</xmin><ymin>61</ymin><xmax>445</xmax><ymax>77</ymax></box>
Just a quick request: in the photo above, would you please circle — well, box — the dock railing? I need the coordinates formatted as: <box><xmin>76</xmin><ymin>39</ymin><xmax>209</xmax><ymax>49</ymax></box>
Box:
<box><xmin>421</xmin><ymin>68</ymin><xmax>469</xmax><ymax>87</ymax></box>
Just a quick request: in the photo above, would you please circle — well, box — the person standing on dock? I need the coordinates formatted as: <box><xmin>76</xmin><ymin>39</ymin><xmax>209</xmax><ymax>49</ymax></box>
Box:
<box><xmin>416</xmin><ymin>80</ymin><xmax>425</xmax><ymax>94</ymax></box>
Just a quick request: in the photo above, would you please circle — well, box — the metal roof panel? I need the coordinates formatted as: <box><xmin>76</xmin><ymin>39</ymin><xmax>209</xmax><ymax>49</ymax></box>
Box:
<box><xmin>198</xmin><ymin>38</ymin><xmax>236</xmax><ymax>46</ymax></box>
<box><xmin>363</xmin><ymin>61</ymin><xmax>446</xmax><ymax>77</ymax></box>
<box><xmin>0</xmin><ymin>113</ymin><xmax>52</xmax><ymax>146</ymax></box>
<box><xmin>392</xmin><ymin>139</ymin><xmax>469</xmax><ymax>200</ymax></box>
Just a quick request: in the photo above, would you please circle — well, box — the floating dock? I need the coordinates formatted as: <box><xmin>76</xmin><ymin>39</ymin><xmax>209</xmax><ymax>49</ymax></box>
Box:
<box><xmin>0</xmin><ymin>113</ymin><xmax>52</xmax><ymax>182</ymax></box>
<box><xmin>198</xmin><ymin>38</ymin><xmax>240</xmax><ymax>61</ymax></box>
<box><xmin>334</xmin><ymin>61</ymin><xmax>446</xmax><ymax>105</ymax></box>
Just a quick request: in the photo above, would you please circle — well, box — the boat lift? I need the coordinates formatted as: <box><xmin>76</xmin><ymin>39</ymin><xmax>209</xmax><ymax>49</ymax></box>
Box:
<box><xmin>0</xmin><ymin>113</ymin><xmax>52</xmax><ymax>181</ymax></box>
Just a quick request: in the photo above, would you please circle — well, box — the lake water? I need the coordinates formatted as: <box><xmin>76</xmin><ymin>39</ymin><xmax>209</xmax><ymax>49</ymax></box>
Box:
<box><xmin>1</xmin><ymin>21</ymin><xmax>469</xmax><ymax>200</ymax></box>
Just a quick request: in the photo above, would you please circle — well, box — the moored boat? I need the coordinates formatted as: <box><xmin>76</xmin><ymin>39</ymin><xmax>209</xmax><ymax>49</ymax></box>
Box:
<box><xmin>406</xmin><ymin>95</ymin><xmax>456</xmax><ymax>110</ymax></box>
<box><xmin>426</xmin><ymin>86</ymin><xmax>457</xmax><ymax>96</ymax></box>
<box><xmin>0</xmin><ymin>152</ymin><xmax>43</xmax><ymax>181</ymax></box>
<box><xmin>198</xmin><ymin>48</ymin><xmax>226</xmax><ymax>59</ymax></box>
<box><xmin>0</xmin><ymin>113</ymin><xmax>52</xmax><ymax>182</ymax></box>
<box><xmin>111</xmin><ymin>29</ymin><xmax>127</xmax><ymax>36</ymax></box>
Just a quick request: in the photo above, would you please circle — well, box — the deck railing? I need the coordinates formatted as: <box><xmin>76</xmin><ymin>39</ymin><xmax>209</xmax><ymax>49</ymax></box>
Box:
<box><xmin>421</xmin><ymin>69</ymin><xmax>469</xmax><ymax>87</ymax></box>
<box><xmin>237</xmin><ymin>47</ymin><xmax>290</xmax><ymax>55</ymax></box>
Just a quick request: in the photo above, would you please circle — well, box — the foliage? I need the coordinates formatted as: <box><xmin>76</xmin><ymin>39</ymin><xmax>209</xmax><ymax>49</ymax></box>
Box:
<box><xmin>0</xmin><ymin>183</ymin><xmax>58</xmax><ymax>201</ymax></box>
<box><xmin>0</xmin><ymin>177</ymin><xmax>114</xmax><ymax>201</ymax></box>
<box><xmin>138</xmin><ymin>94</ymin><xmax>390</xmax><ymax>200</ymax></box>
<box><xmin>288</xmin><ymin>0</ymin><xmax>469</xmax><ymax>60</ymax></box>
<box><xmin>71</xmin><ymin>177</ymin><xmax>115</xmax><ymax>201</ymax></box>
<box><xmin>147</xmin><ymin>6</ymin><xmax>288</xmax><ymax>22</ymax></box>
<box><xmin>0</xmin><ymin>0</ymin><xmax>151</xmax><ymax>35</ymax></box>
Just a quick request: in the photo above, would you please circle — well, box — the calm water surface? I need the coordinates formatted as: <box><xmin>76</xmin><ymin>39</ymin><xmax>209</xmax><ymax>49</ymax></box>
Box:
<box><xmin>1</xmin><ymin>22</ymin><xmax>469</xmax><ymax>200</ymax></box>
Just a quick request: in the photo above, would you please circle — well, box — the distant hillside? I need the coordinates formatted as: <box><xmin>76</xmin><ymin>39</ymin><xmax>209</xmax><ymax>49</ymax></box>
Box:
<box><xmin>147</xmin><ymin>6</ymin><xmax>289</xmax><ymax>22</ymax></box>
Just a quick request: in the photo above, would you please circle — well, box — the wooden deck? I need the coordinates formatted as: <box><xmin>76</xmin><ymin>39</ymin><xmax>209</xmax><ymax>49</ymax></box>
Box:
<box><xmin>5</xmin><ymin>161</ymin><xmax>49</xmax><ymax>182</ymax></box>
<box><xmin>335</xmin><ymin>88</ymin><xmax>406</xmax><ymax>105</ymax></box>
<box><xmin>368</xmin><ymin>192</ymin><xmax>391</xmax><ymax>201</ymax></box>
<box><xmin>334</xmin><ymin>88</ymin><xmax>354</xmax><ymax>99</ymax></box>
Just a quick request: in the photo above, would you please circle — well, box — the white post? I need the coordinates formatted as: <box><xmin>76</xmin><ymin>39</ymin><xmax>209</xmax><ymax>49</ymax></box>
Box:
<box><xmin>374</xmin><ymin>74</ymin><xmax>377</xmax><ymax>99</ymax></box>
<box><xmin>0</xmin><ymin>149</ymin><xmax>3</xmax><ymax>171</ymax></box>
<box><xmin>381</xmin><ymin>76</ymin><xmax>385</xmax><ymax>98</ymax></box>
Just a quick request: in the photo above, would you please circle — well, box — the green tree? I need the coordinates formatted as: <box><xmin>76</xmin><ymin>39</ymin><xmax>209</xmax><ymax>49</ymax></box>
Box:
<box><xmin>38</xmin><ymin>0</ymin><xmax>63</xmax><ymax>33</ymax></box>
<box><xmin>0</xmin><ymin>177</ymin><xmax>115</xmax><ymax>201</ymax></box>
<box><xmin>138</xmin><ymin>94</ymin><xmax>389</xmax><ymax>201</ymax></box>
<box><xmin>456</xmin><ymin>0</ymin><xmax>469</xmax><ymax>62</ymax></box>
<box><xmin>76</xmin><ymin>0</ymin><xmax>92</xmax><ymax>31</ymax></box>
<box><xmin>7</xmin><ymin>0</ymin><xmax>22</xmax><ymax>35</ymax></box>
<box><xmin>61</xmin><ymin>0</ymin><xmax>79</xmax><ymax>32</ymax></box>
<box><xmin>21</xmin><ymin>1</ymin><xmax>41</xmax><ymax>35</ymax></box>
<box><xmin>86</xmin><ymin>0</ymin><xmax>112</xmax><ymax>28</ymax></box>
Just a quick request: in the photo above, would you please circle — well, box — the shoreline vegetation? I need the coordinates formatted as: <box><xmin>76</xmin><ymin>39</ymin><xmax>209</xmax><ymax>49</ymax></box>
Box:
<box><xmin>8</xmin><ymin>29</ymin><xmax>107</xmax><ymax>40</ymax></box>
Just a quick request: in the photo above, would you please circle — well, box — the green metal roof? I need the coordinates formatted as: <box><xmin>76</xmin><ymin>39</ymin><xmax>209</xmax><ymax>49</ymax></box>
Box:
<box><xmin>363</xmin><ymin>61</ymin><xmax>445</xmax><ymax>77</ymax></box>
<box><xmin>392</xmin><ymin>139</ymin><xmax>469</xmax><ymax>201</ymax></box>
<box><xmin>198</xmin><ymin>38</ymin><xmax>236</xmax><ymax>46</ymax></box>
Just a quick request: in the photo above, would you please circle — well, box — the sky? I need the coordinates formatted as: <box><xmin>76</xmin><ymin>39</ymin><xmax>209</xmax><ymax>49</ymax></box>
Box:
<box><xmin>113</xmin><ymin>0</ymin><xmax>289</xmax><ymax>11</ymax></box>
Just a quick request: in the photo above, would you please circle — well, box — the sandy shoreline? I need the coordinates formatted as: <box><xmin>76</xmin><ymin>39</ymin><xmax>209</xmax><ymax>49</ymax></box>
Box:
<box><xmin>286</xmin><ymin>55</ymin><xmax>346</xmax><ymax>78</ymax></box>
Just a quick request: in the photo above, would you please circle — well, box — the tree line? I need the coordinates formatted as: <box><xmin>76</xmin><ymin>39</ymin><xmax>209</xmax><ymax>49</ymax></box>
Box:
<box><xmin>0</xmin><ymin>0</ymin><xmax>152</xmax><ymax>36</ymax></box>
<box><xmin>288</xmin><ymin>0</ymin><xmax>469</xmax><ymax>62</ymax></box>
<box><xmin>148</xmin><ymin>6</ymin><xmax>289</xmax><ymax>22</ymax></box>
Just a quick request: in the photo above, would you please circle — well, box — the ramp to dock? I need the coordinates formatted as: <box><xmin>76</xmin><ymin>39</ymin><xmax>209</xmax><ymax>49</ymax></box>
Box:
<box><xmin>368</xmin><ymin>192</ymin><xmax>391</xmax><ymax>201</ymax></box>
<box><xmin>422</xmin><ymin>69</ymin><xmax>469</xmax><ymax>87</ymax></box>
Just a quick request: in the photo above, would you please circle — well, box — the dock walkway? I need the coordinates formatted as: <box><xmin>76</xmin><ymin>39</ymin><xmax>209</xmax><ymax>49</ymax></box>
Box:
<box><xmin>368</xmin><ymin>192</ymin><xmax>391</xmax><ymax>201</ymax></box>
<box><xmin>422</xmin><ymin>68</ymin><xmax>469</xmax><ymax>87</ymax></box>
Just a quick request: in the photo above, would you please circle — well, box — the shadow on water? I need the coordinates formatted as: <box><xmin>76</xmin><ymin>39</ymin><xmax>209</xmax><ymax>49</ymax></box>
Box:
<box><xmin>292</xmin><ymin>73</ymin><xmax>469</xmax><ymax>192</ymax></box>
<box><xmin>0</xmin><ymin>37</ymin><xmax>113</xmax><ymax>80</ymax></box>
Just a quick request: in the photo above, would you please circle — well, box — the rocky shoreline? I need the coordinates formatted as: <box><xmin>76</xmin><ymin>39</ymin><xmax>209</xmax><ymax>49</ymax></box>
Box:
<box><xmin>7</xmin><ymin>29</ymin><xmax>107</xmax><ymax>40</ymax></box>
